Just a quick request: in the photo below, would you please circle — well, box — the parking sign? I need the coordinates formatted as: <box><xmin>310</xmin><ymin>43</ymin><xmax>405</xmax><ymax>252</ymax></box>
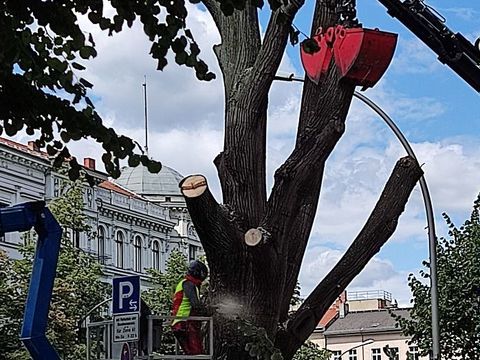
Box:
<box><xmin>112</xmin><ymin>275</ymin><xmax>140</xmax><ymax>314</ymax></box>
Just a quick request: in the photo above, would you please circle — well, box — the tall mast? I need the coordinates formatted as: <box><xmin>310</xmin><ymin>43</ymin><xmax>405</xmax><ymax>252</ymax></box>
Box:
<box><xmin>142</xmin><ymin>75</ymin><xmax>148</xmax><ymax>154</ymax></box>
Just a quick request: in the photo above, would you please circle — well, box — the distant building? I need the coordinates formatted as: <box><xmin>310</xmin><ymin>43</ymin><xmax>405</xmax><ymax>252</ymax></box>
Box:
<box><xmin>0</xmin><ymin>137</ymin><xmax>203</xmax><ymax>287</ymax></box>
<box><xmin>310</xmin><ymin>290</ymin><xmax>427</xmax><ymax>360</ymax></box>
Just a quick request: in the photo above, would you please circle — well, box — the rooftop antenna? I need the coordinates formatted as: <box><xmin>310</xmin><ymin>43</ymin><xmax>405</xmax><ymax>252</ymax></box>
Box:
<box><xmin>142</xmin><ymin>75</ymin><xmax>149</xmax><ymax>154</ymax></box>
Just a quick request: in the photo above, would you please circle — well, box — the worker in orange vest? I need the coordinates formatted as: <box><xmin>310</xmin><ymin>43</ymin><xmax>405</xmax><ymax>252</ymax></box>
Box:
<box><xmin>171</xmin><ymin>260</ymin><xmax>208</xmax><ymax>355</ymax></box>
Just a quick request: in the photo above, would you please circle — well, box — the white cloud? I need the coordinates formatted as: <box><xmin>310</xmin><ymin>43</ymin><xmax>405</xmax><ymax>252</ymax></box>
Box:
<box><xmin>80</xmin><ymin>4</ymin><xmax>224</xmax><ymax>133</ymax></box>
<box><xmin>391</xmin><ymin>37</ymin><xmax>441</xmax><ymax>75</ymax></box>
<box><xmin>442</xmin><ymin>7</ymin><xmax>479</xmax><ymax>21</ymax></box>
<box><xmin>311</xmin><ymin>132</ymin><xmax>480</xmax><ymax>246</ymax></box>
<box><xmin>362</xmin><ymin>80</ymin><xmax>446</xmax><ymax>123</ymax></box>
<box><xmin>299</xmin><ymin>245</ymin><xmax>415</xmax><ymax>306</ymax></box>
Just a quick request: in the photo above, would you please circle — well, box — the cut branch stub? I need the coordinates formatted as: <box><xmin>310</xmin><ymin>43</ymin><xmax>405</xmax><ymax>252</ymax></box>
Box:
<box><xmin>180</xmin><ymin>175</ymin><xmax>207</xmax><ymax>198</ymax></box>
<box><xmin>245</xmin><ymin>228</ymin><xmax>263</xmax><ymax>246</ymax></box>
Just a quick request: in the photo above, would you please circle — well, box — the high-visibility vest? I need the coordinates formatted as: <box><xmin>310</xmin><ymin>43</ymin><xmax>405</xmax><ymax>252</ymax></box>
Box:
<box><xmin>172</xmin><ymin>279</ymin><xmax>199</xmax><ymax>325</ymax></box>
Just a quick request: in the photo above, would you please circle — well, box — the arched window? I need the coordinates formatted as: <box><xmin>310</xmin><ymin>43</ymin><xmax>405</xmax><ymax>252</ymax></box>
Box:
<box><xmin>98</xmin><ymin>226</ymin><xmax>106</xmax><ymax>265</ymax></box>
<box><xmin>116</xmin><ymin>231</ymin><xmax>124</xmax><ymax>268</ymax></box>
<box><xmin>134</xmin><ymin>236</ymin><xmax>142</xmax><ymax>273</ymax></box>
<box><xmin>152</xmin><ymin>240</ymin><xmax>160</xmax><ymax>271</ymax></box>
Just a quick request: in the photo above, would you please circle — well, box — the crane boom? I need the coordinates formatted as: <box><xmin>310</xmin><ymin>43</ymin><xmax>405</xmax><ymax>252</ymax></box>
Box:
<box><xmin>377</xmin><ymin>0</ymin><xmax>480</xmax><ymax>92</ymax></box>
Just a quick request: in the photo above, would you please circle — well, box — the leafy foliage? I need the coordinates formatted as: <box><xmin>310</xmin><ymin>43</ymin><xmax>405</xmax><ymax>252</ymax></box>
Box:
<box><xmin>142</xmin><ymin>249</ymin><xmax>188</xmax><ymax>353</ymax></box>
<box><xmin>292</xmin><ymin>341</ymin><xmax>330</xmax><ymax>360</ymax></box>
<box><xmin>290</xmin><ymin>282</ymin><xmax>302</xmax><ymax>308</ymax></box>
<box><xmin>395</xmin><ymin>195</ymin><xmax>480</xmax><ymax>359</ymax></box>
<box><xmin>0</xmin><ymin>181</ymin><xmax>109</xmax><ymax>359</ymax></box>
<box><xmin>143</xmin><ymin>249</ymin><xmax>189</xmax><ymax>314</ymax></box>
<box><xmin>0</xmin><ymin>0</ymin><xmax>290</xmax><ymax>180</ymax></box>
<box><xmin>236</xmin><ymin>321</ymin><xmax>329</xmax><ymax>360</ymax></box>
<box><xmin>0</xmin><ymin>0</ymin><xmax>219</xmax><ymax>179</ymax></box>
<box><xmin>238</xmin><ymin>320</ymin><xmax>284</xmax><ymax>360</ymax></box>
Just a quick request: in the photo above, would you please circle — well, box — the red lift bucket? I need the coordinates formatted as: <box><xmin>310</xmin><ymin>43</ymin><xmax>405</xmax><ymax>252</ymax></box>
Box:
<box><xmin>333</xmin><ymin>27</ymin><xmax>397</xmax><ymax>88</ymax></box>
<box><xmin>300</xmin><ymin>29</ymin><xmax>335</xmax><ymax>84</ymax></box>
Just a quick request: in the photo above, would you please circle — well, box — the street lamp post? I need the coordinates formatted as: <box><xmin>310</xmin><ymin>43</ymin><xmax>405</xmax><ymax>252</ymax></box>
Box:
<box><xmin>352</xmin><ymin>92</ymin><xmax>440</xmax><ymax>360</ymax></box>
<box><xmin>273</xmin><ymin>73</ymin><xmax>440</xmax><ymax>360</ymax></box>
<box><xmin>338</xmin><ymin>339</ymin><xmax>374</xmax><ymax>359</ymax></box>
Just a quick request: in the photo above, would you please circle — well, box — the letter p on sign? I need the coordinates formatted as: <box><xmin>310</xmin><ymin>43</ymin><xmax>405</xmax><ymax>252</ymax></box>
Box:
<box><xmin>119</xmin><ymin>281</ymin><xmax>133</xmax><ymax>309</ymax></box>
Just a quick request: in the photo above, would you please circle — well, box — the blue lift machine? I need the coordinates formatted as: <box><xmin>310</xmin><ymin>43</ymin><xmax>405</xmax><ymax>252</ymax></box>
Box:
<box><xmin>0</xmin><ymin>201</ymin><xmax>62</xmax><ymax>359</ymax></box>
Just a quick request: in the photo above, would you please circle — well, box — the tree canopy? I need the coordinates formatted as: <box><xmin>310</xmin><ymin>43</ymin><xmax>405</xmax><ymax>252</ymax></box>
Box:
<box><xmin>1</xmin><ymin>0</ymin><xmax>219</xmax><ymax>179</ymax></box>
<box><xmin>395</xmin><ymin>195</ymin><xmax>480</xmax><ymax>360</ymax></box>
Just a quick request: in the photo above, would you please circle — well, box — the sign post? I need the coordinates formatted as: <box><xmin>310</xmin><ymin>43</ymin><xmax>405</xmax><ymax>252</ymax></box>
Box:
<box><xmin>112</xmin><ymin>275</ymin><xmax>140</xmax><ymax>343</ymax></box>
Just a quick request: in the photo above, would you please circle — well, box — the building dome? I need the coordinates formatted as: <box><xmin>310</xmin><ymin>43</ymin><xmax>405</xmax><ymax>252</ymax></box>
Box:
<box><xmin>115</xmin><ymin>164</ymin><xmax>184</xmax><ymax>198</ymax></box>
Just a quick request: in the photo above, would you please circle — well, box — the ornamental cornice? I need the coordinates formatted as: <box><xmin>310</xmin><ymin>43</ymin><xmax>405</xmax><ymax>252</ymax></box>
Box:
<box><xmin>98</xmin><ymin>205</ymin><xmax>173</xmax><ymax>233</ymax></box>
<box><xmin>0</xmin><ymin>150</ymin><xmax>50</xmax><ymax>171</ymax></box>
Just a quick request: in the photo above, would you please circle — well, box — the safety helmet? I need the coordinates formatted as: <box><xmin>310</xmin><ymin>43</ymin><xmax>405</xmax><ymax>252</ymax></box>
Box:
<box><xmin>187</xmin><ymin>260</ymin><xmax>208</xmax><ymax>281</ymax></box>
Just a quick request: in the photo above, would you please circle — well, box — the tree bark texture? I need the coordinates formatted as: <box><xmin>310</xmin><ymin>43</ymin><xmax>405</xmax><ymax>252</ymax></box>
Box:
<box><xmin>180</xmin><ymin>0</ymin><xmax>424</xmax><ymax>359</ymax></box>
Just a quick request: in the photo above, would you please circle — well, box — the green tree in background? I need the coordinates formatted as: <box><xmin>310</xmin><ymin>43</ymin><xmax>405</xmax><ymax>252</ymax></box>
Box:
<box><xmin>142</xmin><ymin>249</ymin><xmax>189</xmax><ymax>354</ymax></box>
<box><xmin>143</xmin><ymin>249</ymin><xmax>189</xmax><ymax>314</ymax></box>
<box><xmin>395</xmin><ymin>195</ymin><xmax>480</xmax><ymax>360</ymax></box>
<box><xmin>292</xmin><ymin>341</ymin><xmax>330</xmax><ymax>360</ymax></box>
<box><xmin>0</xmin><ymin>181</ymin><xmax>109</xmax><ymax>359</ymax></box>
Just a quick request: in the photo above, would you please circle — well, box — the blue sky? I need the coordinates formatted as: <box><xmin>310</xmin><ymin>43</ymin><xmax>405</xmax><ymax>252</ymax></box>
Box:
<box><xmin>285</xmin><ymin>0</ymin><xmax>480</xmax><ymax>137</ymax></box>
<box><xmin>11</xmin><ymin>0</ymin><xmax>480</xmax><ymax>305</ymax></box>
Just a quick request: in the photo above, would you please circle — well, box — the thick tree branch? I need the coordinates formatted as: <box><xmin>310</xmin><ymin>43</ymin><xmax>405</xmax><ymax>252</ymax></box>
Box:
<box><xmin>265</xmin><ymin>0</ymin><xmax>355</xmax><ymax>315</ymax></box>
<box><xmin>262</xmin><ymin>111</ymin><xmax>345</xmax><ymax>236</ymax></box>
<box><xmin>277</xmin><ymin>166</ymin><xmax>326</xmax><ymax>322</ymax></box>
<box><xmin>205</xmin><ymin>2</ymin><xmax>261</xmax><ymax>100</ymax></box>
<box><xmin>200</xmin><ymin>2</ymin><xmax>269</xmax><ymax>226</ymax></box>
<box><xmin>212</xmin><ymin>20</ymin><xmax>269</xmax><ymax>226</ymax></box>
<box><xmin>247</xmin><ymin>0</ymin><xmax>305</xmax><ymax>109</ymax></box>
<box><xmin>180</xmin><ymin>175</ymin><xmax>235</xmax><ymax>256</ymax></box>
<box><xmin>276</xmin><ymin>156</ymin><xmax>423</xmax><ymax>358</ymax></box>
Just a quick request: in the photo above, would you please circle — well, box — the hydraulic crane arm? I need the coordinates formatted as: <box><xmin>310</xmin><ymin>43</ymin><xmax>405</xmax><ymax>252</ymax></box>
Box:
<box><xmin>0</xmin><ymin>201</ymin><xmax>62</xmax><ymax>360</ymax></box>
<box><xmin>377</xmin><ymin>0</ymin><xmax>480</xmax><ymax>92</ymax></box>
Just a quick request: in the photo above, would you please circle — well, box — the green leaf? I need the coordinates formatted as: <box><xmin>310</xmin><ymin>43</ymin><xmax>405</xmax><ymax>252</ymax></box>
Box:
<box><xmin>46</xmin><ymin>145</ymin><xmax>57</xmax><ymax>156</ymax></box>
<box><xmin>72</xmin><ymin>62</ymin><xmax>86</xmax><ymax>70</ymax></box>
<box><xmin>128</xmin><ymin>154</ymin><xmax>141</xmax><ymax>167</ymax></box>
<box><xmin>157</xmin><ymin>57</ymin><xmax>168</xmax><ymax>70</ymax></box>
<box><xmin>185</xmin><ymin>29</ymin><xmax>194</xmax><ymax>40</ymax></box>
<box><xmin>204</xmin><ymin>72</ymin><xmax>216</xmax><ymax>81</ymax></box>
<box><xmin>99</xmin><ymin>18</ymin><xmax>111</xmax><ymax>30</ymax></box>
<box><xmin>175</xmin><ymin>51</ymin><xmax>187</xmax><ymax>65</ymax></box>
<box><xmin>79</xmin><ymin>46</ymin><xmax>97</xmax><ymax>59</ymax></box>
<box><xmin>88</xmin><ymin>11</ymin><xmax>101</xmax><ymax>24</ymax></box>
<box><xmin>79</xmin><ymin>78</ymin><xmax>93</xmax><ymax>88</ymax></box>
<box><xmin>146</xmin><ymin>160</ymin><xmax>162</xmax><ymax>173</ymax></box>
<box><xmin>48</xmin><ymin>58</ymin><xmax>68</xmax><ymax>73</ymax></box>
<box><xmin>172</xmin><ymin>37</ymin><xmax>187</xmax><ymax>53</ymax></box>
<box><xmin>60</xmin><ymin>131</ymin><xmax>70</xmax><ymax>143</ymax></box>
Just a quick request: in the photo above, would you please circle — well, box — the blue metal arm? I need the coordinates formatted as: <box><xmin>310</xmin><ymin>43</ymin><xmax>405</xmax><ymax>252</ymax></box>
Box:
<box><xmin>0</xmin><ymin>201</ymin><xmax>62</xmax><ymax>360</ymax></box>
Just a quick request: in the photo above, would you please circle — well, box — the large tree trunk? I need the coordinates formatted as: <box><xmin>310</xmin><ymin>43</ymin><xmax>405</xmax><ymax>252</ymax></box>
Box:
<box><xmin>180</xmin><ymin>1</ymin><xmax>424</xmax><ymax>359</ymax></box>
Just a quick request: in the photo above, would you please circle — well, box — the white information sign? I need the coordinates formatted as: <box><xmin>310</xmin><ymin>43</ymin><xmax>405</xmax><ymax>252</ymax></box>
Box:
<box><xmin>113</xmin><ymin>313</ymin><xmax>139</xmax><ymax>342</ymax></box>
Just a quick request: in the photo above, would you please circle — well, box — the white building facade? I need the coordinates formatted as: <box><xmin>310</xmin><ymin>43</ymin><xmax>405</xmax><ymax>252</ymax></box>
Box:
<box><xmin>0</xmin><ymin>137</ymin><xmax>203</xmax><ymax>286</ymax></box>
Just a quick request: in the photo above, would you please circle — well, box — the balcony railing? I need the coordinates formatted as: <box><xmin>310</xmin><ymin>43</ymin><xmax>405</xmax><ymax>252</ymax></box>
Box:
<box><xmin>348</xmin><ymin>290</ymin><xmax>392</xmax><ymax>302</ymax></box>
<box><xmin>93</xmin><ymin>188</ymin><xmax>170</xmax><ymax>221</ymax></box>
